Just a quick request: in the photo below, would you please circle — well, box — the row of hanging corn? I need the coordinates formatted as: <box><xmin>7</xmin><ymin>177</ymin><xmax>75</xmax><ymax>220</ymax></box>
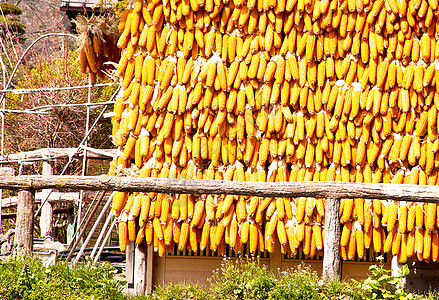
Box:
<box><xmin>109</xmin><ymin>0</ymin><xmax>439</xmax><ymax>262</ymax></box>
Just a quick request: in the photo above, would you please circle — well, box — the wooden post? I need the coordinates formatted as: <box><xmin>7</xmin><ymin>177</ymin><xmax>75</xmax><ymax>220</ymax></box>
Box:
<box><xmin>40</xmin><ymin>161</ymin><xmax>53</xmax><ymax>238</ymax></box>
<box><xmin>126</xmin><ymin>241</ymin><xmax>135</xmax><ymax>286</ymax></box>
<box><xmin>0</xmin><ymin>167</ymin><xmax>15</xmax><ymax>232</ymax></box>
<box><xmin>134</xmin><ymin>242</ymin><xmax>147</xmax><ymax>295</ymax></box>
<box><xmin>146</xmin><ymin>246</ymin><xmax>153</xmax><ymax>294</ymax></box>
<box><xmin>323</xmin><ymin>198</ymin><xmax>341</xmax><ymax>281</ymax></box>
<box><xmin>14</xmin><ymin>189</ymin><xmax>34</xmax><ymax>255</ymax></box>
<box><xmin>270</xmin><ymin>242</ymin><xmax>282</xmax><ymax>272</ymax></box>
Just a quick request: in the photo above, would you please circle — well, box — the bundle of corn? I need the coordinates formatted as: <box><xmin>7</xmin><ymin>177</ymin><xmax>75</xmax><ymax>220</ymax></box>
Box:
<box><xmin>110</xmin><ymin>0</ymin><xmax>439</xmax><ymax>262</ymax></box>
<box><xmin>74</xmin><ymin>15</ymin><xmax>121</xmax><ymax>84</ymax></box>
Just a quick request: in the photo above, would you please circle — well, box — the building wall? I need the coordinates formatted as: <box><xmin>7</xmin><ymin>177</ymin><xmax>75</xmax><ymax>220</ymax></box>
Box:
<box><xmin>151</xmin><ymin>242</ymin><xmax>392</xmax><ymax>288</ymax></box>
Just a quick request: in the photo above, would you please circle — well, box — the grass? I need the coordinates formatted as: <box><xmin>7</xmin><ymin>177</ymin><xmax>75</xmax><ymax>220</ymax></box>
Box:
<box><xmin>0</xmin><ymin>256</ymin><xmax>127</xmax><ymax>300</ymax></box>
<box><xmin>0</xmin><ymin>256</ymin><xmax>438</xmax><ymax>299</ymax></box>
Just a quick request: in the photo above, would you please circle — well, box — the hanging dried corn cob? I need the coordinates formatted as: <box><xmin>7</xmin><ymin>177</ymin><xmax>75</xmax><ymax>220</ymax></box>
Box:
<box><xmin>74</xmin><ymin>14</ymin><xmax>120</xmax><ymax>84</ymax></box>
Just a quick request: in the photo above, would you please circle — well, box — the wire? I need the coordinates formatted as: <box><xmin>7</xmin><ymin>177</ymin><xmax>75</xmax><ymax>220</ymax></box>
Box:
<box><xmin>0</xmin><ymin>109</ymin><xmax>49</xmax><ymax>115</ymax></box>
<box><xmin>0</xmin><ymin>48</ymin><xmax>6</xmax><ymax>232</ymax></box>
<box><xmin>77</xmin><ymin>75</ymin><xmax>93</xmax><ymax>238</ymax></box>
<box><xmin>0</xmin><ymin>100</ymin><xmax>116</xmax><ymax>114</ymax></box>
<box><xmin>33</xmin><ymin>85</ymin><xmax>120</xmax><ymax>218</ymax></box>
<box><xmin>0</xmin><ymin>32</ymin><xmax>118</xmax><ymax>225</ymax></box>
<box><xmin>0</xmin><ymin>33</ymin><xmax>78</xmax><ymax>107</ymax></box>
<box><xmin>0</xmin><ymin>82</ymin><xmax>116</xmax><ymax>94</ymax></box>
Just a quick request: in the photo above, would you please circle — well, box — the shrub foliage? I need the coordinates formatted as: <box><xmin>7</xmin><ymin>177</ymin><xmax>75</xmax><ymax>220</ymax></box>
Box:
<box><xmin>1</xmin><ymin>256</ymin><xmax>439</xmax><ymax>299</ymax></box>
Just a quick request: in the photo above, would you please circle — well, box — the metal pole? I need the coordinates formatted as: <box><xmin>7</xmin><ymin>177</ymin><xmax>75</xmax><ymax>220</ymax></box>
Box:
<box><xmin>65</xmin><ymin>191</ymin><xmax>106</xmax><ymax>262</ymax></box>
<box><xmin>68</xmin><ymin>191</ymin><xmax>101</xmax><ymax>247</ymax></box>
<box><xmin>73</xmin><ymin>193</ymin><xmax>113</xmax><ymax>265</ymax></box>
<box><xmin>90</xmin><ymin>210</ymin><xmax>113</xmax><ymax>260</ymax></box>
<box><xmin>93</xmin><ymin>218</ymin><xmax>117</xmax><ymax>266</ymax></box>
<box><xmin>77</xmin><ymin>75</ymin><xmax>92</xmax><ymax>241</ymax></box>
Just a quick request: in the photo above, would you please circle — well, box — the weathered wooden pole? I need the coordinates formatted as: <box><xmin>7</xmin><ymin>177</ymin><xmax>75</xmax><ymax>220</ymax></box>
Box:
<box><xmin>126</xmin><ymin>242</ymin><xmax>135</xmax><ymax>286</ymax></box>
<box><xmin>14</xmin><ymin>189</ymin><xmax>34</xmax><ymax>255</ymax></box>
<box><xmin>40</xmin><ymin>161</ymin><xmax>53</xmax><ymax>238</ymax></box>
<box><xmin>1</xmin><ymin>176</ymin><xmax>439</xmax><ymax>203</ymax></box>
<box><xmin>146</xmin><ymin>246</ymin><xmax>153</xmax><ymax>294</ymax></box>
<box><xmin>323</xmin><ymin>198</ymin><xmax>341</xmax><ymax>281</ymax></box>
<box><xmin>134</xmin><ymin>242</ymin><xmax>147</xmax><ymax>295</ymax></box>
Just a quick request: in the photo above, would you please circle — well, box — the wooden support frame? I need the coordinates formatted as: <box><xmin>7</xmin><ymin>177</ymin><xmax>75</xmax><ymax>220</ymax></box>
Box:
<box><xmin>2</xmin><ymin>174</ymin><xmax>439</xmax><ymax>285</ymax></box>
<box><xmin>1</xmin><ymin>175</ymin><xmax>439</xmax><ymax>203</ymax></box>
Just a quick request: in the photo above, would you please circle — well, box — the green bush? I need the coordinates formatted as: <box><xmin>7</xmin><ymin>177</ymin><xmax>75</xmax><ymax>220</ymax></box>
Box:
<box><xmin>269</xmin><ymin>265</ymin><xmax>320</xmax><ymax>300</ymax></box>
<box><xmin>320</xmin><ymin>278</ymin><xmax>367</xmax><ymax>300</ymax></box>
<box><xmin>209</xmin><ymin>258</ymin><xmax>277</xmax><ymax>300</ymax></box>
<box><xmin>352</xmin><ymin>262</ymin><xmax>420</xmax><ymax>300</ymax></box>
<box><xmin>268</xmin><ymin>265</ymin><xmax>366</xmax><ymax>300</ymax></box>
<box><xmin>0</xmin><ymin>256</ymin><xmax>126</xmax><ymax>299</ymax></box>
<box><xmin>3</xmin><ymin>256</ymin><xmax>439</xmax><ymax>299</ymax></box>
<box><xmin>147</xmin><ymin>283</ymin><xmax>208</xmax><ymax>300</ymax></box>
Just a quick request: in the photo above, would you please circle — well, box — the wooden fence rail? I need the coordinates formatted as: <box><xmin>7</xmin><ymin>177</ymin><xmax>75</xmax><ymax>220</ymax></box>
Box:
<box><xmin>3</xmin><ymin>174</ymin><xmax>439</xmax><ymax>285</ymax></box>
<box><xmin>1</xmin><ymin>175</ymin><xmax>439</xmax><ymax>202</ymax></box>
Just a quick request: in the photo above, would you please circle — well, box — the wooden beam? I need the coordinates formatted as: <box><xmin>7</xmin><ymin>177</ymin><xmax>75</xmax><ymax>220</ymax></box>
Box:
<box><xmin>0</xmin><ymin>175</ymin><xmax>439</xmax><ymax>202</ymax></box>
<box><xmin>323</xmin><ymin>198</ymin><xmax>341</xmax><ymax>281</ymax></box>
<box><xmin>0</xmin><ymin>167</ymin><xmax>15</xmax><ymax>176</ymax></box>
<box><xmin>3</xmin><ymin>147</ymin><xmax>117</xmax><ymax>162</ymax></box>
<box><xmin>134</xmin><ymin>242</ymin><xmax>147</xmax><ymax>295</ymax></box>
<box><xmin>2</xmin><ymin>207</ymin><xmax>73</xmax><ymax>219</ymax></box>
<box><xmin>2</xmin><ymin>192</ymin><xmax>78</xmax><ymax>208</ymax></box>
<box><xmin>14</xmin><ymin>190</ymin><xmax>34</xmax><ymax>255</ymax></box>
<box><xmin>146</xmin><ymin>246</ymin><xmax>153</xmax><ymax>294</ymax></box>
<box><xmin>126</xmin><ymin>242</ymin><xmax>135</xmax><ymax>286</ymax></box>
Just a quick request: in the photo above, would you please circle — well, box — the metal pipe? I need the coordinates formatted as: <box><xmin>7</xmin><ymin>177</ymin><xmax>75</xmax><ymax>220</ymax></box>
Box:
<box><xmin>65</xmin><ymin>191</ymin><xmax>106</xmax><ymax>262</ymax></box>
<box><xmin>0</xmin><ymin>42</ymin><xmax>6</xmax><ymax>232</ymax></box>
<box><xmin>0</xmin><ymin>82</ymin><xmax>115</xmax><ymax>94</ymax></box>
<box><xmin>0</xmin><ymin>101</ymin><xmax>116</xmax><ymax>114</ymax></box>
<box><xmin>90</xmin><ymin>209</ymin><xmax>113</xmax><ymax>260</ymax></box>
<box><xmin>67</xmin><ymin>189</ymin><xmax>101</xmax><ymax>247</ymax></box>
<box><xmin>77</xmin><ymin>75</ymin><xmax>93</xmax><ymax>240</ymax></box>
<box><xmin>93</xmin><ymin>217</ymin><xmax>117</xmax><ymax>266</ymax></box>
<box><xmin>73</xmin><ymin>192</ymin><xmax>113</xmax><ymax>265</ymax></box>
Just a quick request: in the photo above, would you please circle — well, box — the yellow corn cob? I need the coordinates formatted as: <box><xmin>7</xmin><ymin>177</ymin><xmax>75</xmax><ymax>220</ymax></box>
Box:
<box><xmin>340</xmin><ymin>198</ymin><xmax>354</xmax><ymax>224</ymax></box>
<box><xmin>426</xmin><ymin>202</ymin><xmax>436</xmax><ymax>232</ymax></box>
<box><xmin>424</xmin><ymin>229</ymin><xmax>432</xmax><ymax>261</ymax></box>
<box><xmin>387</xmin><ymin>203</ymin><xmax>398</xmax><ymax>232</ymax></box>
<box><xmin>415</xmin><ymin>227</ymin><xmax>424</xmax><ymax>255</ymax></box>
<box><xmin>341</xmin><ymin>221</ymin><xmax>352</xmax><ymax>247</ymax></box>
<box><xmin>118</xmin><ymin>218</ymin><xmax>128</xmax><ymax>252</ymax></box>
<box><xmin>372</xmin><ymin>226</ymin><xmax>382</xmax><ymax>252</ymax></box>
<box><xmin>432</xmin><ymin>233</ymin><xmax>439</xmax><ymax>262</ymax></box>
<box><xmin>392</xmin><ymin>232</ymin><xmax>402</xmax><ymax>256</ymax></box>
